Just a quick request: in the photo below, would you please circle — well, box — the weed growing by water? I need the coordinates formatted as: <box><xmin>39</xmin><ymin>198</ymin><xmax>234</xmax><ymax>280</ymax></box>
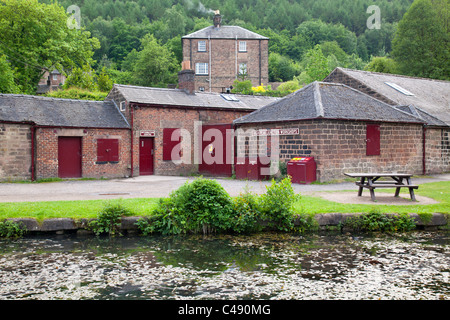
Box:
<box><xmin>89</xmin><ymin>201</ymin><xmax>133</xmax><ymax>236</ymax></box>
<box><xmin>0</xmin><ymin>220</ymin><xmax>26</xmax><ymax>238</ymax></box>
<box><xmin>344</xmin><ymin>211</ymin><xmax>416</xmax><ymax>233</ymax></box>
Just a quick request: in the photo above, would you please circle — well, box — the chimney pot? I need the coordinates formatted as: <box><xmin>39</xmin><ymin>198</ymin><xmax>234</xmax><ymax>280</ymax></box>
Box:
<box><xmin>213</xmin><ymin>11</ymin><xmax>221</xmax><ymax>28</ymax></box>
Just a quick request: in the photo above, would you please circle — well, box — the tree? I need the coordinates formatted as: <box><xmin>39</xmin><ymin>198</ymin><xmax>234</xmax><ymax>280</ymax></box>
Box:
<box><xmin>64</xmin><ymin>64</ymin><xmax>97</xmax><ymax>91</ymax></box>
<box><xmin>392</xmin><ymin>0</ymin><xmax>449</xmax><ymax>80</ymax></box>
<box><xmin>301</xmin><ymin>45</ymin><xmax>332</xmax><ymax>83</ymax></box>
<box><xmin>0</xmin><ymin>0</ymin><xmax>100</xmax><ymax>94</ymax></box>
<box><xmin>364</xmin><ymin>56</ymin><xmax>399</xmax><ymax>74</ymax></box>
<box><xmin>97</xmin><ymin>67</ymin><xmax>113</xmax><ymax>92</ymax></box>
<box><xmin>0</xmin><ymin>53</ymin><xmax>19</xmax><ymax>93</ymax></box>
<box><xmin>268</xmin><ymin>53</ymin><xmax>300</xmax><ymax>82</ymax></box>
<box><xmin>131</xmin><ymin>34</ymin><xmax>179</xmax><ymax>88</ymax></box>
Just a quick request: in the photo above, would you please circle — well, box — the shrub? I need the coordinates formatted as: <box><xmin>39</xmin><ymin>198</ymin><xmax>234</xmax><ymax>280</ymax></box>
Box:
<box><xmin>143</xmin><ymin>178</ymin><xmax>234</xmax><ymax>235</ymax></box>
<box><xmin>232</xmin><ymin>189</ymin><xmax>263</xmax><ymax>234</ymax></box>
<box><xmin>345</xmin><ymin>211</ymin><xmax>416</xmax><ymax>232</ymax></box>
<box><xmin>0</xmin><ymin>220</ymin><xmax>26</xmax><ymax>238</ymax></box>
<box><xmin>259</xmin><ymin>177</ymin><xmax>299</xmax><ymax>231</ymax></box>
<box><xmin>89</xmin><ymin>201</ymin><xmax>133</xmax><ymax>236</ymax></box>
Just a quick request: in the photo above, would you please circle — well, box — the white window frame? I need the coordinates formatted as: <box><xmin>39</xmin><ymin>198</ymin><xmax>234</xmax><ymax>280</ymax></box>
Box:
<box><xmin>239</xmin><ymin>41</ymin><xmax>247</xmax><ymax>52</ymax></box>
<box><xmin>52</xmin><ymin>74</ymin><xmax>58</xmax><ymax>81</ymax></box>
<box><xmin>198</xmin><ymin>40</ymin><xmax>207</xmax><ymax>52</ymax></box>
<box><xmin>195</xmin><ymin>63</ymin><xmax>209</xmax><ymax>75</ymax></box>
<box><xmin>119</xmin><ymin>101</ymin><xmax>126</xmax><ymax>112</ymax></box>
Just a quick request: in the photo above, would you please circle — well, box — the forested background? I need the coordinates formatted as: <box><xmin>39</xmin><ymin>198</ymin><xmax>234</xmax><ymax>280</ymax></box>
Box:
<box><xmin>1</xmin><ymin>0</ymin><xmax>448</xmax><ymax>98</ymax></box>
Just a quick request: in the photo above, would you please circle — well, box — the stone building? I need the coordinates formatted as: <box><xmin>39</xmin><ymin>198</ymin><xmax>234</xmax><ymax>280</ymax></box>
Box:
<box><xmin>324</xmin><ymin>68</ymin><xmax>450</xmax><ymax>175</ymax></box>
<box><xmin>233</xmin><ymin>81</ymin><xmax>437</xmax><ymax>182</ymax></box>
<box><xmin>182</xmin><ymin>11</ymin><xmax>269</xmax><ymax>93</ymax></box>
<box><xmin>0</xmin><ymin>95</ymin><xmax>130</xmax><ymax>181</ymax></box>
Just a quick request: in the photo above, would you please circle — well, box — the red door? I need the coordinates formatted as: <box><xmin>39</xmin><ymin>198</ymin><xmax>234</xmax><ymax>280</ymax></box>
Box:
<box><xmin>139</xmin><ymin>137</ymin><xmax>154</xmax><ymax>175</ymax></box>
<box><xmin>366</xmin><ymin>124</ymin><xmax>381</xmax><ymax>156</ymax></box>
<box><xmin>58</xmin><ymin>137</ymin><xmax>82</xmax><ymax>178</ymax></box>
<box><xmin>199</xmin><ymin>124</ymin><xmax>233</xmax><ymax>177</ymax></box>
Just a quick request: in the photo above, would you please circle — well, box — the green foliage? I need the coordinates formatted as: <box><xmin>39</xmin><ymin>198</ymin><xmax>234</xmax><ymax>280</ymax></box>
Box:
<box><xmin>259</xmin><ymin>177</ymin><xmax>299</xmax><ymax>231</ymax></box>
<box><xmin>0</xmin><ymin>0</ymin><xmax>100</xmax><ymax>94</ymax></box>
<box><xmin>64</xmin><ymin>64</ymin><xmax>97</xmax><ymax>91</ymax></box>
<box><xmin>89</xmin><ymin>201</ymin><xmax>133</xmax><ymax>236</ymax></box>
<box><xmin>96</xmin><ymin>67</ymin><xmax>114</xmax><ymax>92</ymax></box>
<box><xmin>141</xmin><ymin>178</ymin><xmax>234</xmax><ymax>235</ymax></box>
<box><xmin>0</xmin><ymin>54</ymin><xmax>19</xmax><ymax>93</ymax></box>
<box><xmin>232</xmin><ymin>189</ymin><xmax>263</xmax><ymax>234</ymax></box>
<box><xmin>364</xmin><ymin>56</ymin><xmax>400</xmax><ymax>74</ymax></box>
<box><xmin>45</xmin><ymin>87</ymin><xmax>107</xmax><ymax>101</ymax></box>
<box><xmin>0</xmin><ymin>220</ymin><xmax>26</xmax><ymax>238</ymax></box>
<box><xmin>268</xmin><ymin>52</ymin><xmax>300</xmax><ymax>82</ymax></box>
<box><xmin>392</xmin><ymin>0</ymin><xmax>450</xmax><ymax>80</ymax></box>
<box><xmin>231</xmin><ymin>79</ymin><xmax>252</xmax><ymax>95</ymax></box>
<box><xmin>344</xmin><ymin>211</ymin><xmax>416</xmax><ymax>233</ymax></box>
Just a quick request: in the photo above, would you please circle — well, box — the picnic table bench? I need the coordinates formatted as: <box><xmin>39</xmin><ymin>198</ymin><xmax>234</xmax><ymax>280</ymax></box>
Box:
<box><xmin>344</xmin><ymin>173</ymin><xmax>419</xmax><ymax>202</ymax></box>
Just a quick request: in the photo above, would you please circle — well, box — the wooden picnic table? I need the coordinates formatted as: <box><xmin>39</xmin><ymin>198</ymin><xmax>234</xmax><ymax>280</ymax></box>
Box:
<box><xmin>344</xmin><ymin>173</ymin><xmax>418</xmax><ymax>202</ymax></box>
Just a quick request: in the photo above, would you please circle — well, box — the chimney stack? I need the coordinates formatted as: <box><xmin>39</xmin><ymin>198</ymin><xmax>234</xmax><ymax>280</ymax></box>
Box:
<box><xmin>178</xmin><ymin>61</ymin><xmax>195</xmax><ymax>95</ymax></box>
<box><xmin>213</xmin><ymin>10</ymin><xmax>221</xmax><ymax>28</ymax></box>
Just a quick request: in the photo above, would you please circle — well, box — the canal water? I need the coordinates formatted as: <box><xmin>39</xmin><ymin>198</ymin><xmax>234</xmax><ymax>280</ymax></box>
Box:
<box><xmin>0</xmin><ymin>231</ymin><xmax>448</xmax><ymax>300</ymax></box>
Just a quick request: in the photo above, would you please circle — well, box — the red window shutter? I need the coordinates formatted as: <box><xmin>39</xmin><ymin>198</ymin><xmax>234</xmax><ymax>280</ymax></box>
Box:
<box><xmin>366</xmin><ymin>124</ymin><xmax>381</xmax><ymax>156</ymax></box>
<box><xmin>97</xmin><ymin>139</ymin><xmax>107</xmax><ymax>162</ymax></box>
<box><xmin>163</xmin><ymin>128</ymin><xmax>181</xmax><ymax>161</ymax></box>
<box><xmin>97</xmin><ymin>139</ymin><xmax>119</xmax><ymax>162</ymax></box>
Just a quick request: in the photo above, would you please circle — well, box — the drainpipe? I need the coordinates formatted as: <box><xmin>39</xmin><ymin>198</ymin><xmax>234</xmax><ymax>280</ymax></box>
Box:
<box><xmin>130</xmin><ymin>104</ymin><xmax>134</xmax><ymax>177</ymax></box>
<box><xmin>208</xmin><ymin>35</ymin><xmax>212</xmax><ymax>92</ymax></box>
<box><xmin>30</xmin><ymin>124</ymin><xmax>36</xmax><ymax>181</ymax></box>
<box><xmin>422</xmin><ymin>125</ymin><xmax>427</xmax><ymax>176</ymax></box>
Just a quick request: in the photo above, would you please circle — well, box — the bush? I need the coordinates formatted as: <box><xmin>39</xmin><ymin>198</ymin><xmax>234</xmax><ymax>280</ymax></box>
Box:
<box><xmin>89</xmin><ymin>201</ymin><xmax>133</xmax><ymax>236</ymax></box>
<box><xmin>142</xmin><ymin>178</ymin><xmax>234</xmax><ymax>235</ymax></box>
<box><xmin>0</xmin><ymin>220</ymin><xmax>26</xmax><ymax>238</ymax></box>
<box><xmin>259</xmin><ymin>177</ymin><xmax>299</xmax><ymax>231</ymax></box>
<box><xmin>345</xmin><ymin>211</ymin><xmax>416</xmax><ymax>233</ymax></box>
<box><xmin>232</xmin><ymin>189</ymin><xmax>263</xmax><ymax>234</ymax></box>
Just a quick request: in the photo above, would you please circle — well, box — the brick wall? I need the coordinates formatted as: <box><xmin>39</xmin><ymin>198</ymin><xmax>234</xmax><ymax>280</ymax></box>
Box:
<box><xmin>182</xmin><ymin>38</ymin><xmax>269</xmax><ymax>92</ymax></box>
<box><xmin>133</xmin><ymin>106</ymin><xmax>250</xmax><ymax>176</ymax></box>
<box><xmin>0</xmin><ymin>123</ymin><xmax>32</xmax><ymax>181</ymax></box>
<box><xmin>236</xmin><ymin>119</ymin><xmax>424</xmax><ymax>182</ymax></box>
<box><xmin>36</xmin><ymin>127</ymin><xmax>131</xmax><ymax>179</ymax></box>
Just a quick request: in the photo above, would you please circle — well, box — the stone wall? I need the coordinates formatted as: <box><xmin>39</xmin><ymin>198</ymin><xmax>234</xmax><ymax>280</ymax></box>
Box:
<box><xmin>0</xmin><ymin>123</ymin><xmax>32</xmax><ymax>181</ymax></box>
<box><xmin>425</xmin><ymin>127</ymin><xmax>450</xmax><ymax>174</ymax></box>
<box><xmin>236</xmin><ymin>119</ymin><xmax>424</xmax><ymax>182</ymax></box>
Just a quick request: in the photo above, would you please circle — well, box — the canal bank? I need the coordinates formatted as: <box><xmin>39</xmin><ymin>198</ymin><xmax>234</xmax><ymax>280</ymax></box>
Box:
<box><xmin>5</xmin><ymin>212</ymin><xmax>448</xmax><ymax>235</ymax></box>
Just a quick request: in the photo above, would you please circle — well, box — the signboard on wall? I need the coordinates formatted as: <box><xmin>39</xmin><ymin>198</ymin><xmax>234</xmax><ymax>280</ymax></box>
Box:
<box><xmin>252</xmin><ymin>128</ymin><xmax>299</xmax><ymax>136</ymax></box>
<box><xmin>140</xmin><ymin>130</ymin><xmax>156</xmax><ymax>137</ymax></box>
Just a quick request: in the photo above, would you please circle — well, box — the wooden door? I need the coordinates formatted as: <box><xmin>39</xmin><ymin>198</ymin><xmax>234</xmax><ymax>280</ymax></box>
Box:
<box><xmin>199</xmin><ymin>124</ymin><xmax>233</xmax><ymax>177</ymax></box>
<box><xmin>139</xmin><ymin>137</ymin><xmax>154</xmax><ymax>175</ymax></box>
<box><xmin>58</xmin><ymin>137</ymin><xmax>82</xmax><ymax>178</ymax></box>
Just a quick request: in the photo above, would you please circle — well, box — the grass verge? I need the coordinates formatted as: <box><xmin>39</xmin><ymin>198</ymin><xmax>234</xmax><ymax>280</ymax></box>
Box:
<box><xmin>0</xmin><ymin>181</ymin><xmax>448</xmax><ymax>222</ymax></box>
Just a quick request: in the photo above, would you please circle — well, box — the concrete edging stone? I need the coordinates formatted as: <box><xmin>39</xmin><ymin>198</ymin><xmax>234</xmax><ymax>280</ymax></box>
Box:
<box><xmin>3</xmin><ymin>213</ymin><xmax>448</xmax><ymax>234</ymax></box>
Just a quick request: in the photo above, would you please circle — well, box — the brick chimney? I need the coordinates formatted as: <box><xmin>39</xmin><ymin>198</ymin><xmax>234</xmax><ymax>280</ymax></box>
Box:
<box><xmin>213</xmin><ymin>10</ymin><xmax>221</xmax><ymax>28</ymax></box>
<box><xmin>178</xmin><ymin>61</ymin><xmax>195</xmax><ymax>95</ymax></box>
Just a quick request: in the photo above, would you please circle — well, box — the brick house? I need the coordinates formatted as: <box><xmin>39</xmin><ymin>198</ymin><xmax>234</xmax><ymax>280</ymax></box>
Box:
<box><xmin>106</xmin><ymin>69</ymin><xmax>278</xmax><ymax>177</ymax></box>
<box><xmin>324</xmin><ymin>68</ymin><xmax>450</xmax><ymax>175</ymax></box>
<box><xmin>0</xmin><ymin>94</ymin><xmax>130</xmax><ymax>181</ymax></box>
<box><xmin>37</xmin><ymin>69</ymin><xmax>66</xmax><ymax>94</ymax></box>
<box><xmin>182</xmin><ymin>11</ymin><xmax>269</xmax><ymax>93</ymax></box>
<box><xmin>233</xmin><ymin>81</ymin><xmax>433</xmax><ymax>182</ymax></box>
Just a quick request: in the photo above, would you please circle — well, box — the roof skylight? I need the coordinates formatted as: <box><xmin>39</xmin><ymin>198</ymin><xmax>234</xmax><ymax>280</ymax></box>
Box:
<box><xmin>221</xmin><ymin>94</ymin><xmax>240</xmax><ymax>102</ymax></box>
<box><xmin>384</xmin><ymin>82</ymin><xmax>415</xmax><ymax>96</ymax></box>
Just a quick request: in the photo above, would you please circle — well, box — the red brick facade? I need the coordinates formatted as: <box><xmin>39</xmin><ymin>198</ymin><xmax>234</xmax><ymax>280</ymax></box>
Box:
<box><xmin>35</xmin><ymin>127</ymin><xmax>131</xmax><ymax>180</ymax></box>
<box><xmin>182</xmin><ymin>37</ymin><xmax>269</xmax><ymax>93</ymax></box>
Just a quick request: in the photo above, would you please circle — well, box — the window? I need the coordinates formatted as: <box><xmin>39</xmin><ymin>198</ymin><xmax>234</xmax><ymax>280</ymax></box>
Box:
<box><xmin>198</xmin><ymin>40</ymin><xmax>206</xmax><ymax>52</ymax></box>
<box><xmin>52</xmin><ymin>74</ymin><xmax>58</xmax><ymax>81</ymax></box>
<box><xmin>119</xmin><ymin>101</ymin><xmax>126</xmax><ymax>111</ymax></box>
<box><xmin>163</xmin><ymin>128</ymin><xmax>181</xmax><ymax>161</ymax></box>
<box><xmin>384</xmin><ymin>82</ymin><xmax>414</xmax><ymax>96</ymax></box>
<box><xmin>366</xmin><ymin>124</ymin><xmax>380</xmax><ymax>156</ymax></box>
<box><xmin>199</xmin><ymin>87</ymin><xmax>205</xmax><ymax>92</ymax></box>
<box><xmin>239</xmin><ymin>63</ymin><xmax>247</xmax><ymax>75</ymax></box>
<box><xmin>195</xmin><ymin>63</ymin><xmax>209</xmax><ymax>75</ymax></box>
<box><xmin>97</xmin><ymin>139</ymin><xmax>119</xmax><ymax>163</ymax></box>
<box><xmin>239</xmin><ymin>41</ymin><xmax>247</xmax><ymax>52</ymax></box>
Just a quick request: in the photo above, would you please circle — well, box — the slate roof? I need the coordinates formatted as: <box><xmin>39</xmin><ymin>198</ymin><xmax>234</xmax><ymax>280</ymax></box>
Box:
<box><xmin>324</xmin><ymin>68</ymin><xmax>450</xmax><ymax>126</ymax></box>
<box><xmin>233</xmin><ymin>82</ymin><xmax>424</xmax><ymax>125</ymax></box>
<box><xmin>182</xmin><ymin>25</ymin><xmax>268</xmax><ymax>40</ymax></box>
<box><xmin>0</xmin><ymin>94</ymin><xmax>129</xmax><ymax>128</ymax></box>
<box><xmin>110</xmin><ymin>84</ymin><xmax>279</xmax><ymax>111</ymax></box>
